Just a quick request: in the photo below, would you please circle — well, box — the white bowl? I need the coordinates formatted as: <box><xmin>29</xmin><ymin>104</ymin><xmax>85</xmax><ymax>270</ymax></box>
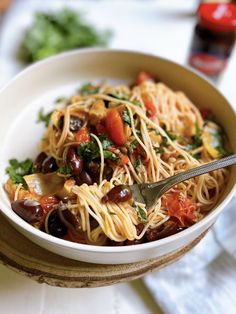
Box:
<box><xmin>0</xmin><ymin>49</ymin><xmax>235</xmax><ymax>264</ymax></box>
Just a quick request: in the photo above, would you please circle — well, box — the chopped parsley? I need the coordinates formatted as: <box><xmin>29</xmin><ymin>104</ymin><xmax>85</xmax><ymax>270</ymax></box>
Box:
<box><xmin>193</xmin><ymin>124</ymin><xmax>202</xmax><ymax>146</ymax></box>
<box><xmin>77</xmin><ymin>139</ymin><xmax>117</xmax><ymax>162</ymax></box>
<box><xmin>77</xmin><ymin>141</ymin><xmax>99</xmax><ymax>162</ymax></box>
<box><xmin>132</xmin><ymin>100</ymin><xmax>142</xmax><ymax>107</ymax></box>
<box><xmin>6</xmin><ymin>158</ymin><xmax>34</xmax><ymax>184</ymax></box>
<box><xmin>79</xmin><ymin>83</ymin><xmax>99</xmax><ymax>95</ymax></box>
<box><xmin>55</xmin><ymin>96</ymin><xmax>67</xmax><ymax>104</ymax></box>
<box><xmin>133</xmin><ymin>156</ymin><xmax>142</xmax><ymax>169</ymax></box>
<box><xmin>122</xmin><ymin>109</ymin><xmax>131</xmax><ymax>126</ymax></box>
<box><xmin>129</xmin><ymin>139</ymin><xmax>139</xmax><ymax>153</ymax></box>
<box><xmin>154</xmin><ymin>136</ymin><xmax>169</xmax><ymax>154</ymax></box>
<box><xmin>103</xmin><ymin>150</ymin><xmax>118</xmax><ymax>161</ymax></box>
<box><xmin>107</xmin><ymin>92</ymin><xmax>129</xmax><ymax>100</ymax></box>
<box><xmin>37</xmin><ymin>108</ymin><xmax>52</xmax><ymax>127</ymax></box>
<box><xmin>99</xmin><ymin>134</ymin><xmax>113</xmax><ymax>149</ymax></box>
<box><xmin>192</xmin><ymin>153</ymin><xmax>202</xmax><ymax>160</ymax></box>
<box><xmin>135</xmin><ymin>205</ymin><xmax>148</xmax><ymax>223</ymax></box>
<box><xmin>108</xmin><ymin>211</ymin><xmax>116</xmax><ymax>216</ymax></box>
<box><xmin>215</xmin><ymin>128</ymin><xmax>231</xmax><ymax>157</ymax></box>
<box><xmin>135</xmin><ymin>129</ymin><xmax>142</xmax><ymax>137</ymax></box>
<box><xmin>185</xmin><ymin>124</ymin><xmax>203</xmax><ymax>151</ymax></box>
<box><xmin>216</xmin><ymin>144</ymin><xmax>230</xmax><ymax>157</ymax></box>
<box><xmin>58</xmin><ymin>164</ymin><xmax>71</xmax><ymax>175</ymax></box>
<box><xmin>163</xmin><ymin>126</ymin><xmax>177</xmax><ymax>141</ymax></box>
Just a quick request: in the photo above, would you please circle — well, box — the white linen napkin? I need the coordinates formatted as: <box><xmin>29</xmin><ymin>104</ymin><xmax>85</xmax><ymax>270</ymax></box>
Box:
<box><xmin>144</xmin><ymin>196</ymin><xmax>236</xmax><ymax>314</ymax></box>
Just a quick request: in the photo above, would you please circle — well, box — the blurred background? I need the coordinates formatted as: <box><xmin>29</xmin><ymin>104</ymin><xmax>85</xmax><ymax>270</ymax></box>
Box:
<box><xmin>0</xmin><ymin>1</ymin><xmax>235</xmax><ymax>314</ymax></box>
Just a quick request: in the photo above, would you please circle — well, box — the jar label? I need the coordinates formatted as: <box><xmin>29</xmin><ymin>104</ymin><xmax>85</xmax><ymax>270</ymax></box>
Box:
<box><xmin>188</xmin><ymin>53</ymin><xmax>227</xmax><ymax>75</ymax></box>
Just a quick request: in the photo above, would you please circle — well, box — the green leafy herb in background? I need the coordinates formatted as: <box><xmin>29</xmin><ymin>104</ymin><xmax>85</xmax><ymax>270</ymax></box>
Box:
<box><xmin>6</xmin><ymin>159</ymin><xmax>33</xmax><ymax>184</ymax></box>
<box><xmin>18</xmin><ymin>9</ymin><xmax>112</xmax><ymax>64</ymax></box>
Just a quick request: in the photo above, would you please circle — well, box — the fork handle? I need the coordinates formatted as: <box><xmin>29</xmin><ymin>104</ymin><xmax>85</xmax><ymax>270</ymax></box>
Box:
<box><xmin>150</xmin><ymin>154</ymin><xmax>236</xmax><ymax>194</ymax></box>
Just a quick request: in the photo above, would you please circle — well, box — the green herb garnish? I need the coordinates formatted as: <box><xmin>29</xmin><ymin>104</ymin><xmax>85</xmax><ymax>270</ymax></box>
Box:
<box><xmin>103</xmin><ymin>150</ymin><xmax>118</xmax><ymax>161</ymax></box>
<box><xmin>77</xmin><ymin>141</ymin><xmax>99</xmax><ymax>162</ymax></box>
<box><xmin>78</xmin><ymin>140</ymin><xmax>117</xmax><ymax>162</ymax></box>
<box><xmin>163</xmin><ymin>126</ymin><xmax>177</xmax><ymax>141</ymax></box>
<box><xmin>135</xmin><ymin>129</ymin><xmax>142</xmax><ymax>137</ymax></box>
<box><xmin>216</xmin><ymin>145</ymin><xmax>230</xmax><ymax>157</ymax></box>
<box><xmin>80</xmin><ymin>83</ymin><xmax>100</xmax><ymax>95</ymax></box>
<box><xmin>122</xmin><ymin>109</ymin><xmax>131</xmax><ymax>126</ymax></box>
<box><xmin>132</xmin><ymin>100</ymin><xmax>142</xmax><ymax>107</ymax></box>
<box><xmin>55</xmin><ymin>96</ymin><xmax>67</xmax><ymax>104</ymax></box>
<box><xmin>133</xmin><ymin>156</ymin><xmax>142</xmax><ymax>169</ymax></box>
<box><xmin>99</xmin><ymin>134</ymin><xmax>113</xmax><ymax>149</ymax></box>
<box><xmin>6</xmin><ymin>158</ymin><xmax>33</xmax><ymax>184</ymax></box>
<box><xmin>184</xmin><ymin>124</ymin><xmax>203</xmax><ymax>151</ymax></box>
<box><xmin>107</xmin><ymin>93</ymin><xmax>129</xmax><ymax>100</ymax></box>
<box><xmin>192</xmin><ymin>153</ymin><xmax>202</xmax><ymax>160</ymax></box>
<box><xmin>215</xmin><ymin>128</ymin><xmax>231</xmax><ymax>157</ymax></box>
<box><xmin>129</xmin><ymin>139</ymin><xmax>139</xmax><ymax>153</ymax></box>
<box><xmin>37</xmin><ymin>108</ymin><xmax>52</xmax><ymax>127</ymax></box>
<box><xmin>154</xmin><ymin>137</ymin><xmax>169</xmax><ymax>154</ymax></box>
<box><xmin>108</xmin><ymin>211</ymin><xmax>116</xmax><ymax>216</ymax></box>
<box><xmin>135</xmin><ymin>205</ymin><xmax>148</xmax><ymax>223</ymax></box>
<box><xmin>58</xmin><ymin>164</ymin><xmax>71</xmax><ymax>175</ymax></box>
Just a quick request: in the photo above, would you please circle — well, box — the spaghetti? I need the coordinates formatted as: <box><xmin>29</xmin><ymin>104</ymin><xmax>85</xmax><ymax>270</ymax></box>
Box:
<box><xmin>5</xmin><ymin>72</ymin><xmax>230</xmax><ymax>245</ymax></box>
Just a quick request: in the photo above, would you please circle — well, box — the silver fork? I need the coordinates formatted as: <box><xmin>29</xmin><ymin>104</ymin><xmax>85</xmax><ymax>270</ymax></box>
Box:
<box><xmin>130</xmin><ymin>154</ymin><xmax>236</xmax><ymax>209</ymax></box>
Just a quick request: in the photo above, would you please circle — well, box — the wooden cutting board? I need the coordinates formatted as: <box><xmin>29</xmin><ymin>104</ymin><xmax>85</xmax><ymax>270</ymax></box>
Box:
<box><xmin>0</xmin><ymin>212</ymin><xmax>208</xmax><ymax>288</ymax></box>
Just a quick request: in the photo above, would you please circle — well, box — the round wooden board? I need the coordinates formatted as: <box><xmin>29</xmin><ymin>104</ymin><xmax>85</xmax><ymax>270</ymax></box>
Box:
<box><xmin>0</xmin><ymin>212</ymin><xmax>208</xmax><ymax>288</ymax></box>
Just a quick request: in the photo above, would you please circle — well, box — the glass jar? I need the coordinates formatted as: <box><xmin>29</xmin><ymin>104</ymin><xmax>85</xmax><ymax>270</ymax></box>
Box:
<box><xmin>188</xmin><ymin>3</ymin><xmax>236</xmax><ymax>81</ymax></box>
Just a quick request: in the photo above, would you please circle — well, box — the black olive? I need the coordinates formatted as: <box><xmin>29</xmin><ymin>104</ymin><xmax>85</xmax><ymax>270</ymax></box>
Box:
<box><xmin>74</xmin><ymin>171</ymin><xmax>93</xmax><ymax>185</ymax></box>
<box><xmin>59</xmin><ymin>115</ymin><xmax>82</xmax><ymax>132</ymax></box>
<box><xmin>102</xmin><ymin>185</ymin><xmax>132</xmax><ymax>203</ymax></box>
<box><xmin>66</xmin><ymin>147</ymin><xmax>83</xmax><ymax>175</ymax></box>
<box><xmin>104</xmin><ymin>100</ymin><xmax>110</xmax><ymax>108</ymax></box>
<box><xmin>87</xmin><ymin>162</ymin><xmax>113</xmax><ymax>181</ymax></box>
<box><xmin>60</xmin><ymin>208</ymin><xmax>81</xmax><ymax>232</ymax></box>
<box><xmin>103</xmin><ymin>166</ymin><xmax>113</xmax><ymax>181</ymax></box>
<box><xmin>47</xmin><ymin>210</ymin><xmax>68</xmax><ymax>238</ymax></box>
<box><xmin>11</xmin><ymin>199</ymin><xmax>43</xmax><ymax>224</ymax></box>
<box><xmin>145</xmin><ymin>219</ymin><xmax>180</xmax><ymax>242</ymax></box>
<box><xmin>34</xmin><ymin>152</ymin><xmax>47</xmax><ymax>172</ymax></box>
<box><xmin>87</xmin><ymin>161</ymin><xmax>100</xmax><ymax>176</ymax></box>
<box><xmin>41</xmin><ymin>156</ymin><xmax>58</xmax><ymax>173</ymax></box>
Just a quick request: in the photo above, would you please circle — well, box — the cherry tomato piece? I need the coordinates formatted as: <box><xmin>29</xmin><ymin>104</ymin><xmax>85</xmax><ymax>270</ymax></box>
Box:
<box><xmin>106</xmin><ymin>109</ymin><xmax>126</xmax><ymax>146</ymax></box>
<box><xmin>75</xmin><ymin>128</ymin><xmax>90</xmax><ymax>144</ymax></box>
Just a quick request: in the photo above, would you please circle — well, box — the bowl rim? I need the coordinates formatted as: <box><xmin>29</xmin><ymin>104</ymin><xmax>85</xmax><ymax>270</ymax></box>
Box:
<box><xmin>0</xmin><ymin>47</ymin><xmax>235</xmax><ymax>254</ymax></box>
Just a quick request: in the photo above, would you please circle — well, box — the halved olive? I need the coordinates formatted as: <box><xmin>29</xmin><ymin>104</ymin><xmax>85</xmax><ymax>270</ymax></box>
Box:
<box><xmin>102</xmin><ymin>185</ymin><xmax>132</xmax><ymax>203</ymax></box>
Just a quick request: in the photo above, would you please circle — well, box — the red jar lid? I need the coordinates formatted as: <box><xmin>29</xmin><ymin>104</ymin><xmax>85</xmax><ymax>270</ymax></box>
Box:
<box><xmin>198</xmin><ymin>3</ymin><xmax>236</xmax><ymax>32</ymax></box>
